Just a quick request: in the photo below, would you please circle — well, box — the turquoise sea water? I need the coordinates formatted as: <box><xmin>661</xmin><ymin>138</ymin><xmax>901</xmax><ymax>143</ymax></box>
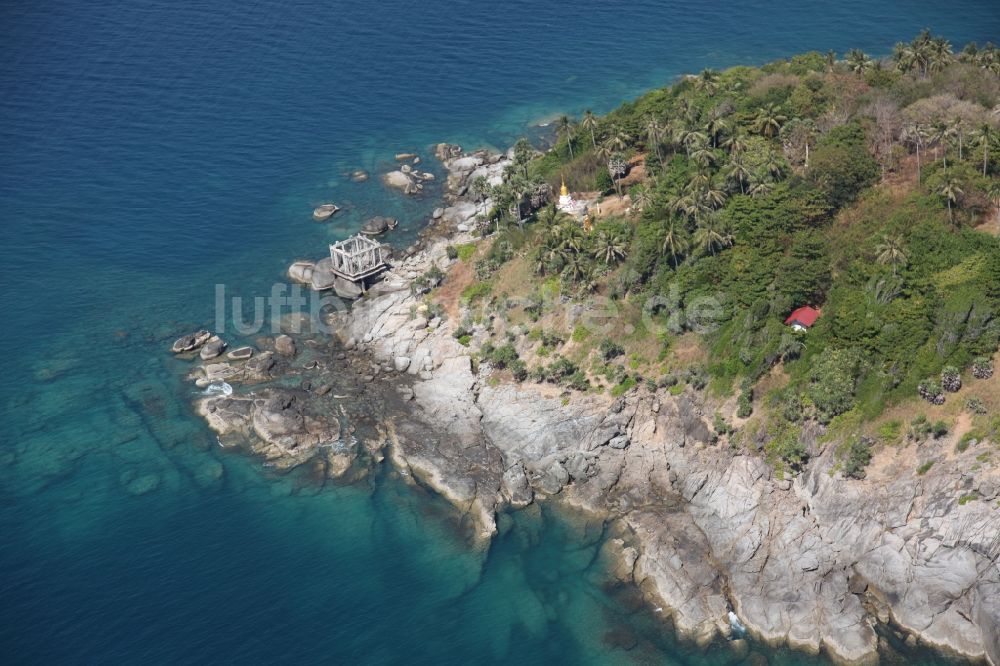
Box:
<box><xmin>2</xmin><ymin>1</ymin><xmax>999</xmax><ymax>663</ymax></box>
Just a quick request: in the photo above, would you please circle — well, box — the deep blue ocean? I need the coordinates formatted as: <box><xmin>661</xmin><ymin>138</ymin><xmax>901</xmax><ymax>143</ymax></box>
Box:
<box><xmin>2</xmin><ymin>1</ymin><xmax>999</xmax><ymax>663</ymax></box>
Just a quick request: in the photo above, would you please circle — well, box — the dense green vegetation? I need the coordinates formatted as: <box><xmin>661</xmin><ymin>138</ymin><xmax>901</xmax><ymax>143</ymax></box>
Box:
<box><xmin>450</xmin><ymin>32</ymin><xmax>1000</xmax><ymax>476</ymax></box>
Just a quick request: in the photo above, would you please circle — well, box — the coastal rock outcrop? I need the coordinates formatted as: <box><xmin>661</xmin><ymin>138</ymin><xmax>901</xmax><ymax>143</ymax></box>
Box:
<box><xmin>179</xmin><ymin>140</ymin><xmax>1000</xmax><ymax>666</ymax></box>
<box><xmin>199</xmin><ymin>388</ymin><xmax>339</xmax><ymax>469</ymax></box>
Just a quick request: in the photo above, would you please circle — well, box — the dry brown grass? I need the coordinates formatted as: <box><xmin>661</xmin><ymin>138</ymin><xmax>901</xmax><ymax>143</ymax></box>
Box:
<box><xmin>434</xmin><ymin>254</ymin><xmax>476</xmax><ymax>321</ymax></box>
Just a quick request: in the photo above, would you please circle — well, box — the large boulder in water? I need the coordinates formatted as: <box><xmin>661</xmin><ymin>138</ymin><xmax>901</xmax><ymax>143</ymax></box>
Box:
<box><xmin>382</xmin><ymin>170</ymin><xmax>415</xmax><ymax>193</ymax></box>
<box><xmin>312</xmin><ymin>203</ymin><xmax>340</xmax><ymax>221</ymax></box>
<box><xmin>310</xmin><ymin>257</ymin><xmax>338</xmax><ymax>291</ymax></box>
<box><xmin>333</xmin><ymin>276</ymin><xmax>364</xmax><ymax>300</ymax></box>
<box><xmin>200</xmin><ymin>335</ymin><xmax>227</xmax><ymax>360</ymax></box>
<box><xmin>288</xmin><ymin>261</ymin><xmax>315</xmax><ymax>285</ymax></box>
<box><xmin>171</xmin><ymin>330</ymin><xmax>212</xmax><ymax>354</ymax></box>
<box><xmin>360</xmin><ymin>216</ymin><xmax>398</xmax><ymax>236</ymax></box>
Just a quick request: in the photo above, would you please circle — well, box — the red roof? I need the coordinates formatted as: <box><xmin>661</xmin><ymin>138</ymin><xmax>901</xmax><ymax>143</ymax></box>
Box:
<box><xmin>785</xmin><ymin>306</ymin><xmax>820</xmax><ymax>328</ymax></box>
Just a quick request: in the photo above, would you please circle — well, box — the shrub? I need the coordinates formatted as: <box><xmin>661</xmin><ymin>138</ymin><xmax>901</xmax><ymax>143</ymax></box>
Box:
<box><xmin>958</xmin><ymin>493</ymin><xmax>978</xmax><ymax>506</ymax></box>
<box><xmin>483</xmin><ymin>343</ymin><xmax>519</xmax><ymax>369</ymax></box>
<box><xmin>965</xmin><ymin>396</ymin><xmax>987</xmax><ymax>415</ymax></box>
<box><xmin>956</xmin><ymin>431</ymin><xmax>981</xmax><ymax>453</ymax></box>
<box><xmin>843</xmin><ymin>436</ymin><xmax>874</xmax><ymax>479</ymax></box>
<box><xmin>599</xmin><ymin>338</ymin><xmax>625</xmax><ymax>361</ymax></box>
<box><xmin>917</xmin><ymin>378</ymin><xmax>945</xmax><ymax>405</ymax></box>
<box><xmin>916</xmin><ymin>460</ymin><xmax>935</xmax><ymax>475</ymax></box>
<box><xmin>611</xmin><ymin>376</ymin><xmax>638</xmax><ymax>397</ymax></box>
<box><xmin>460</xmin><ymin>281</ymin><xmax>492</xmax><ymax>305</ymax></box>
<box><xmin>455</xmin><ymin>243</ymin><xmax>477</xmax><ymax>262</ymax></box>
<box><xmin>510</xmin><ymin>359</ymin><xmax>528</xmax><ymax>382</ymax></box>
<box><xmin>971</xmin><ymin>356</ymin><xmax>994</xmax><ymax>380</ymax></box>
<box><xmin>658</xmin><ymin>373</ymin><xmax>678</xmax><ymax>387</ymax></box>
<box><xmin>807</xmin><ymin>347</ymin><xmax>863</xmax><ymax>422</ymax></box>
<box><xmin>446</xmin><ymin>245</ymin><xmax>459</xmax><ymax>260</ymax></box>
<box><xmin>932</xmin><ymin>420</ymin><xmax>949</xmax><ymax>438</ymax></box>
<box><xmin>566</xmin><ymin>371</ymin><xmax>590</xmax><ymax>391</ymax></box>
<box><xmin>542</xmin><ymin>332</ymin><xmax>565</xmax><ymax>348</ymax></box>
<box><xmin>571</xmin><ymin>325</ymin><xmax>590</xmax><ymax>343</ymax></box>
<box><xmin>713</xmin><ymin>412</ymin><xmax>733</xmax><ymax>436</ymax></box>
<box><xmin>765</xmin><ymin>421</ymin><xmax>808</xmax><ymax>471</ymax></box>
<box><xmin>909</xmin><ymin>415</ymin><xmax>932</xmax><ymax>442</ymax></box>
<box><xmin>876</xmin><ymin>420</ymin><xmax>902</xmax><ymax>445</ymax></box>
<box><xmin>941</xmin><ymin>366</ymin><xmax>962</xmax><ymax>393</ymax></box>
<box><xmin>737</xmin><ymin>391</ymin><xmax>753</xmax><ymax>418</ymax></box>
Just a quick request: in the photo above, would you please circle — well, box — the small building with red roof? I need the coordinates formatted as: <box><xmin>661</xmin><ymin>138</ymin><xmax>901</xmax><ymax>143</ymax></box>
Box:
<box><xmin>785</xmin><ymin>306</ymin><xmax>820</xmax><ymax>332</ymax></box>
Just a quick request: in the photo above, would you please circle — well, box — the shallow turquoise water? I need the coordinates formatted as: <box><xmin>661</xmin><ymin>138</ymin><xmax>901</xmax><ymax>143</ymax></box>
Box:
<box><xmin>2</xmin><ymin>1</ymin><xmax>998</xmax><ymax>663</ymax></box>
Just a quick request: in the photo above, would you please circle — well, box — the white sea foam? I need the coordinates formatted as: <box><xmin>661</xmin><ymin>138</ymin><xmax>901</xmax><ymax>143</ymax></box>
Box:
<box><xmin>202</xmin><ymin>382</ymin><xmax>233</xmax><ymax>396</ymax></box>
<box><xmin>728</xmin><ymin>611</ymin><xmax>747</xmax><ymax>636</ymax></box>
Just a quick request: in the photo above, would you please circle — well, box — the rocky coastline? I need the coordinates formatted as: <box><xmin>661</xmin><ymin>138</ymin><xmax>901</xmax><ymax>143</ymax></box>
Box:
<box><xmin>171</xmin><ymin>144</ymin><xmax>1000</xmax><ymax>666</ymax></box>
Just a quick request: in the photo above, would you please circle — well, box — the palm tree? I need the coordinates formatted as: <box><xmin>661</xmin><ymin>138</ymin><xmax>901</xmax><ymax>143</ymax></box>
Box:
<box><xmin>928</xmin><ymin>37</ymin><xmax>953</xmax><ymax>73</ymax></box>
<box><xmin>513</xmin><ymin>137</ymin><xmax>533</xmax><ymax>178</ymax></box>
<box><xmin>704</xmin><ymin>112</ymin><xmax>730</xmax><ymax>149</ymax></box>
<box><xmin>937</xmin><ymin>175</ymin><xmax>963</xmax><ymax>225</ymax></box>
<box><xmin>561</xmin><ymin>252</ymin><xmax>588</xmax><ymax>282</ymax></box>
<box><xmin>764</xmin><ymin>153</ymin><xmax>785</xmax><ymax>180</ymax></box>
<box><xmin>875</xmin><ymin>235</ymin><xmax>908</xmax><ymax>276</ymax></box>
<box><xmin>925</xmin><ymin>121</ymin><xmax>952</xmax><ymax>167</ymax></box>
<box><xmin>970</xmin><ymin>123</ymin><xmax>997</xmax><ymax>177</ymax></box>
<box><xmin>690</xmin><ymin>142</ymin><xmax>716</xmax><ymax>168</ymax></box>
<box><xmin>695</xmin><ymin>68</ymin><xmax>720</xmax><ymax>96</ymax></box>
<box><xmin>536</xmin><ymin>203</ymin><xmax>572</xmax><ymax>228</ymax></box>
<box><xmin>601</xmin><ymin>126</ymin><xmax>630</xmax><ymax>155</ymax></box>
<box><xmin>558</xmin><ymin>115</ymin><xmax>575</xmax><ymax>159</ymax></box>
<box><xmin>846</xmin><ymin>49</ymin><xmax>873</xmax><ymax>78</ymax></box>
<box><xmin>987</xmin><ymin>181</ymin><xmax>1000</xmax><ymax>225</ymax></box>
<box><xmin>660</xmin><ymin>218</ymin><xmax>689</xmax><ymax>267</ymax></box>
<box><xmin>693</xmin><ymin>214</ymin><xmax>732</xmax><ymax>256</ymax></box>
<box><xmin>893</xmin><ymin>41</ymin><xmax>917</xmax><ymax>74</ymax></box>
<box><xmin>593</xmin><ymin>230</ymin><xmax>628</xmax><ymax>264</ymax></box>
<box><xmin>643</xmin><ymin>116</ymin><xmax>665</xmax><ymax>163</ymax></box>
<box><xmin>579</xmin><ymin>110</ymin><xmax>599</xmax><ymax>150</ymax></box>
<box><xmin>674</xmin><ymin>125</ymin><xmax>707</xmax><ymax>156</ymax></box>
<box><xmin>747</xmin><ymin>171</ymin><xmax>774</xmax><ymax>198</ymax></box>
<box><xmin>722</xmin><ymin>156</ymin><xmax>751</xmax><ymax>194</ymax></box>
<box><xmin>753</xmin><ymin>103</ymin><xmax>787</xmax><ymax>138</ymax></box>
<box><xmin>901</xmin><ymin>123</ymin><xmax>925</xmax><ymax>180</ymax></box>
<box><xmin>470</xmin><ymin>175</ymin><xmax>490</xmax><ymax>206</ymax></box>
<box><xmin>701</xmin><ymin>182</ymin><xmax>728</xmax><ymax>210</ymax></box>
<box><xmin>721</xmin><ymin>131</ymin><xmax>748</xmax><ymax>156</ymax></box>
<box><xmin>630</xmin><ymin>184</ymin><xmax>652</xmax><ymax>211</ymax></box>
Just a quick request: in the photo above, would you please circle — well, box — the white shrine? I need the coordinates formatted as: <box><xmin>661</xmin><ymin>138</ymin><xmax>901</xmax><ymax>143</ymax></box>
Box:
<box><xmin>556</xmin><ymin>176</ymin><xmax>588</xmax><ymax>218</ymax></box>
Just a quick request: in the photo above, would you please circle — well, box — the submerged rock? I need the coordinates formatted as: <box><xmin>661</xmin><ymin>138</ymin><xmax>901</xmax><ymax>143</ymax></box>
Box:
<box><xmin>360</xmin><ymin>216</ymin><xmax>398</xmax><ymax>236</ymax></box>
<box><xmin>274</xmin><ymin>334</ymin><xmax>296</xmax><ymax>358</ymax></box>
<box><xmin>227</xmin><ymin>346</ymin><xmax>254</xmax><ymax>361</ymax></box>
<box><xmin>312</xmin><ymin>203</ymin><xmax>340</xmax><ymax>221</ymax></box>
